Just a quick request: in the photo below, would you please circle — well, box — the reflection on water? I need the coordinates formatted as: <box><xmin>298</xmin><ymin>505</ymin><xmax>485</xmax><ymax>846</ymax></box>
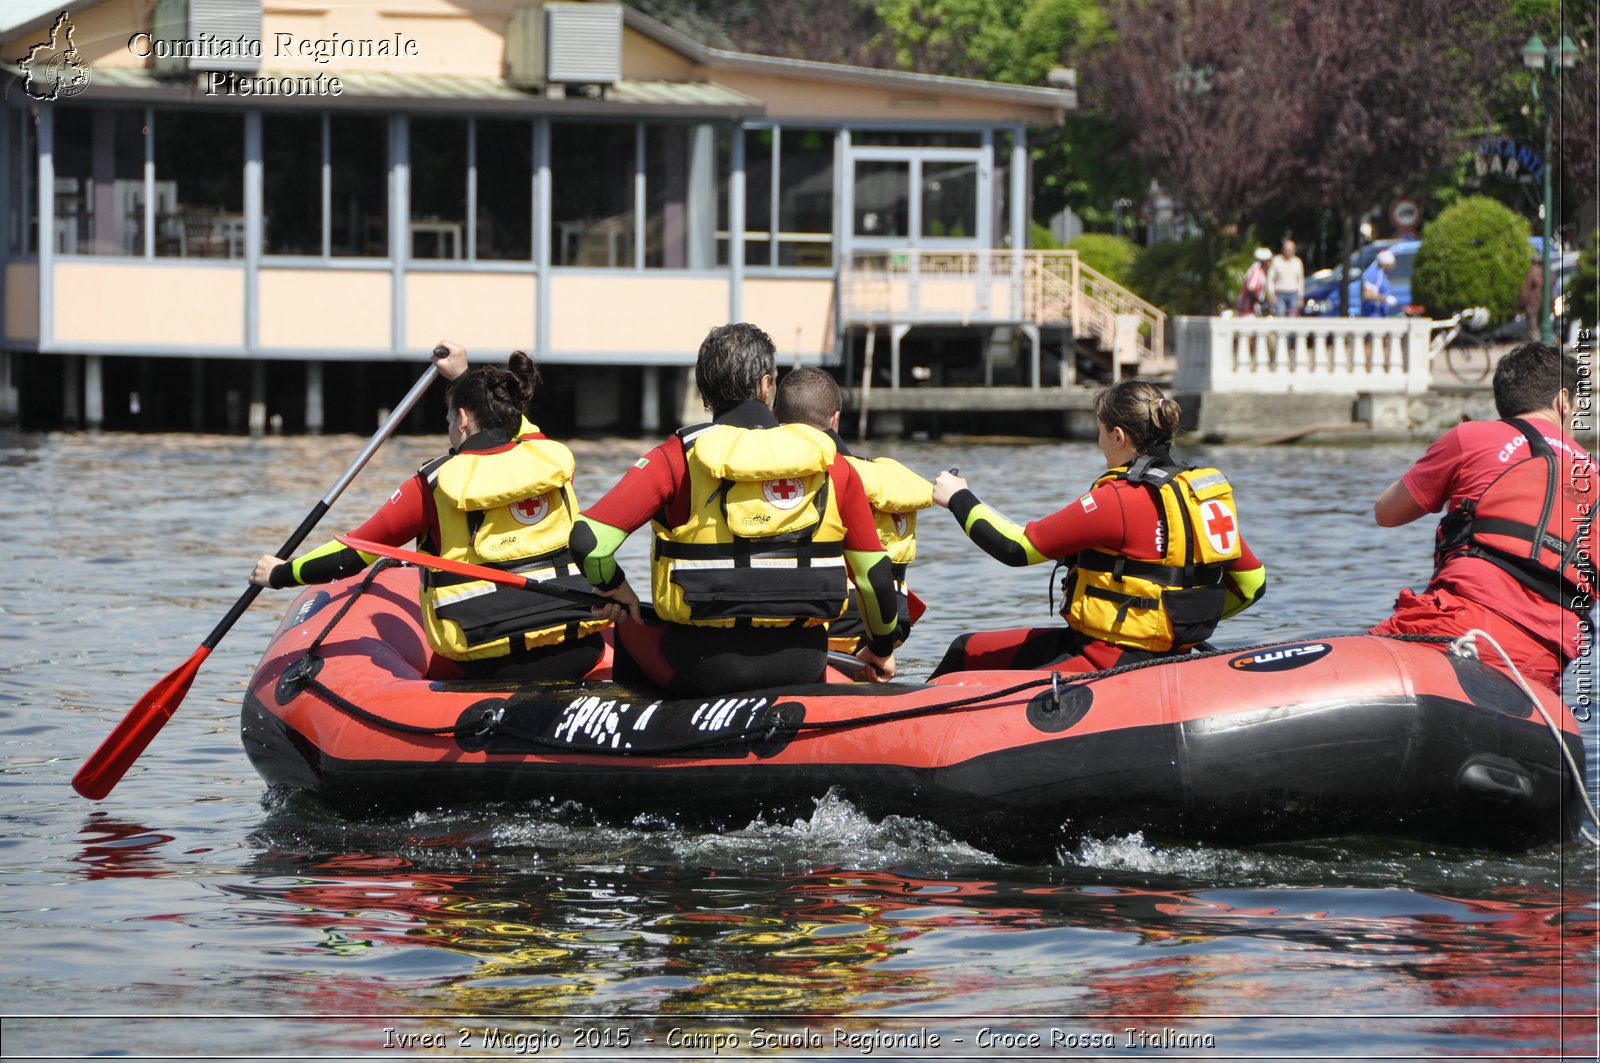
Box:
<box><xmin>1</xmin><ymin>432</ymin><xmax>1596</xmax><ymax>1057</ymax></box>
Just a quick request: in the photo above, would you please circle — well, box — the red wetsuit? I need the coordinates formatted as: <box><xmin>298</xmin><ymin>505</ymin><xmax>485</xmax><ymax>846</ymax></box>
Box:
<box><xmin>934</xmin><ymin>474</ymin><xmax>1265</xmax><ymax>677</ymax></box>
<box><xmin>1370</xmin><ymin>417</ymin><xmax>1595</xmax><ymax>693</ymax></box>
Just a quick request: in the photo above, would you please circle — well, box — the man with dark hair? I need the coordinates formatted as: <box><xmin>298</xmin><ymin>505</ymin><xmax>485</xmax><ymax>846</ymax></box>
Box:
<box><xmin>1370</xmin><ymin>342</ymin><xmax>1595</xmax><ymax>693</ymax></box>
<box><xmin>570</xmin><ymin>325</ymin><xmax>901</xmax><ymax>695</ymax></box>
<box><xmin>775</xmin><ymin>366</ymin><xmax>932</xmax><ymax>655</ymax></box>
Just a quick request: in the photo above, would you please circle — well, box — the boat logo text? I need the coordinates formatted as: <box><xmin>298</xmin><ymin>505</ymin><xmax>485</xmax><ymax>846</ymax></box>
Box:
<box><xmin>1228</xmin><ymin>642</ymin><xmax>1332</xmax><ymax>671</ymax></box>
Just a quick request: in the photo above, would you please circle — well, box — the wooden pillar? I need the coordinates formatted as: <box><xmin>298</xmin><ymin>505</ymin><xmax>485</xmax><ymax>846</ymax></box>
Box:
<box><xmin>84</xmin><ymin>355</ymin><xmax>103</xmax><ymax>430</ymax></box>
<box><xmin>305</xmin><ymin>361</ymin><xmax>324</xmax><ymax>435</ymax></box>
<box><xmin>190</xmin><ymin>360</ymin><xmax>205</xmax><ymax>430</ymax></box>
<box><xmin>63</xmin><ymin>355</ymin><xmax>80</xmax><ymax>429</ymax></box>
<box><xmin>641</xmin><ymin>365</ymin><xmax>660</xmax><ymax>434</ymax></box>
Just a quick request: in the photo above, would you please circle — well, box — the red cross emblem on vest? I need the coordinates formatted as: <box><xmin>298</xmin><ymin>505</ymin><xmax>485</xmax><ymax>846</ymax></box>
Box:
<box><xmin>762</xmin><ymin>477</ymin><xmax>806</xmax><ymax>511</ymax></box>
<box><xmin>1199</xmin><ymin>499</ymin><xmax>1236</xmax><ymax>553</ymax></box>
<box><xmin>510</xmin><ymin>494</ymin><xmax>550</xmax><ymax>526</ymax></box>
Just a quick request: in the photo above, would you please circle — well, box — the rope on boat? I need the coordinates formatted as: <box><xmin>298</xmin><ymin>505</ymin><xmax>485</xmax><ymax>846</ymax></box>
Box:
<box><xmin>1449</xmin><ymin>629</ymin><xmax>1600</xmax><ymax>846</ymax></box>
<box><xmin>281</xmin><ymin>570</ymin><xmax>1542</xmax><ymax>764</ymax></box>
<box><xmin>289</xmin><ymin>558</ymin><xmax>494</xmax><ymax>740</ymax></box>
<box><xmin>438</xmin><ymin>631</ymin><xmax>1463</xmax><ymax>756</ymax></box>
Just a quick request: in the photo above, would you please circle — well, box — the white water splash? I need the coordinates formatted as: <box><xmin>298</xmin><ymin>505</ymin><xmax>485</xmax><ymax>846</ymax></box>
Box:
<box><xmin>1060</xmin><ymin>831</ymin><xmax>1282</xmax><ymax>878</ymax></box>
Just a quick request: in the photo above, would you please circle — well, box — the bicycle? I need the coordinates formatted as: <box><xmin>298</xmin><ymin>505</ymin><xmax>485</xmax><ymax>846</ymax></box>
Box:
<box><xmin>1417</xmin><ymin>305</ymin><xmax>1493</xmax><ymax>384</ymax></box>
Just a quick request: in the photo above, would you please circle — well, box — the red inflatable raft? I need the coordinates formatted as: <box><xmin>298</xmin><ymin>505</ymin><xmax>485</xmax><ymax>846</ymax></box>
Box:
<box><xmin>242</xmin><ymin>564</ymin><xmax>1587</xmax><ymax>856</ymax></box>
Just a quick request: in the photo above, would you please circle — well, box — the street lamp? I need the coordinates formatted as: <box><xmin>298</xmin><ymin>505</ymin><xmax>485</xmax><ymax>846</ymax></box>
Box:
<box><xmin>1522</xmin><ymin>32</ymin><xmax>1579</xmax><ymax>344</ymax></box>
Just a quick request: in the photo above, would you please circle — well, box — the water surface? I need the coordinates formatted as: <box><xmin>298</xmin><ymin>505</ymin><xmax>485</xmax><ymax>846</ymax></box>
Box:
<box><xmin>1</xmin><ymin>431</ymin><xmax>1595</xmax><ymax>1059</ymax></box>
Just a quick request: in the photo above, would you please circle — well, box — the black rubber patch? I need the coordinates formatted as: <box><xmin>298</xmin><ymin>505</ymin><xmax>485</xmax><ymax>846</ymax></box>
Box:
<box><xmin>1026</xmin><ymin>679</ymin><xmax>1094</xmax><ymax>733</ymax></box>
<box><xmin>458</xmin><ymin>688</ymin><xmax>803</xmax><ymax>758</ymax></box>
<box><xmin>454</xmin><ymin>698</ymin><xmax>512</xmax><ymax>753</ymax></box>
<box><xmin>1447</xmin><ymin>652</ymin><xmax>1535</xmax><ymax>718</ymax></box>
<box><xmin>274</xmin><ymin>654</ymin><xmax>323</xmax><ymax>705</ymax></box>
<box><xmin>1227</xmin><ymin>642</ymin><xmax>1332</xmax><ymax>672</ymax></box>
<box><xmin>749</xmin><ymin>701</ymin><xmax>805</xmax><ymax>758</ymax></box>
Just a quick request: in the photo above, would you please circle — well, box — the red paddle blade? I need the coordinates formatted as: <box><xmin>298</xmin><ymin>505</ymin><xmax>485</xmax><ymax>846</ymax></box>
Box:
<box><xmin>337</xmin><ymin>535</ymin><xmax>530</xmax><ymax>590</ymax></box>
<box><xmin>907</xmin><ymin>589</ymin><xmax>928</xmax><ymax>624</ymax></box>
<box><xmin>72</xmin><ymin>646</ymin><xmax>211</xmax><ymax>800</ymax></box>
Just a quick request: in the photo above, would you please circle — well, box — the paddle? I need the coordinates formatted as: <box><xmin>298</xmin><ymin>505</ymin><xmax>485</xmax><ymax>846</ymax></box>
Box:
<box><xmin>907</xmin><ymin>589</ymin><xmax>928</xmax><ymax>623</ymax></box>
<box><xmin>336</xmin><ymin>535</ymin><xmax>874</xmax><ymax>678</ymax></box>
<box><xmin>72</xmin><ymin>362</ymin><xmax>443</xmax><ymax>800</ymax></box>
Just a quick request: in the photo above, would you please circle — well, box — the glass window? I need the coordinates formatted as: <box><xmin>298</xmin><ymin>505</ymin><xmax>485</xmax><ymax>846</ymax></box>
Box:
<box><xmin>262</xmin><ymin>113</ymin><xmax>321</xmax><ymax>255</ymax></box>
<box><xmin>852</xmin><ymin>130</ymin><xmax>982</xmax><ymax>149</ymax></box>
<box><xmin>7</xmin><ymin>108</ymin><xmax>38</xmax><ymax>256</ymax></box>
<box><xmin>475</xmin><ymin>118</ymin><xmax>532</xmax><ymax>261</ymax></box>
<box><xmin>853</xmin><ymin>160</ymin><xmax>908</xmax><ymax>238</ymax></box>
<box><xmin>920</xmin><ymin>159</ymin><xmax>977</xmax><ymax>239</ymax></box>
<box><xmin>776</xmin><ymin>127</ymin><xmax>833</xmax><ymax>267</ymax></box>
<box><xmin>743</xmin><ymin>128</ymin><xmax>773</xmax><ymax>266</ymax></box>
<box><xmin>993</xmin><ymin>130</ymin><xmax>1012</xmax><ymax>249</ymax></box>
<box><xmin>410</xmin><ymin>116</ymin><xmax>467</xmax><ymax>260</ymax></box>
<box><xmin>645</xmin><ymin>125</ymin><xmax>689</xmax><ymax>268</ymax></box>
<box><xmin>329</xmin><ymin>115</ymin><xmax>387</xmax><ymax>257</ymax></box>
<box><xmin>550</xmin><ymin>122</ymin><xmax>634</xmax><ymax>267</ymax></box>
<box><xmin>53</xmin><ymin>107</ymin><xmax>146</xmax><ymax>256</ymax></box>
<box><xmin>154</xmin><ymin>110</ymin><xmax>241</xmax><ymax>258</ymax></box>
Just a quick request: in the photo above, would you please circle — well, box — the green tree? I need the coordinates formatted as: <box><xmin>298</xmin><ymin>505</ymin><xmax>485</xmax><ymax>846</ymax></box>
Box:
<box><xmin>873</xmin><ymin>1</ymin><xmax>1131</xmax><ymax>227</ymax></box>
<box><xmin>1412</xmin><ymin>196</ymin><xmax>1532</xmax><ymax>323</ymax></box>
<box><xmin>1067</xmin><ymin>232</ymin><xmax>1139</xmax><ymax>284</ymax></box>
<box><xmin>874</xmin><ymin>0</ymin><xmax>1106</xmax><ymax>84</ymax></box>
<box><xmin>1570</xmin><ymin>229</ymin><xmax>1599</xmax><ymax>333</ymax></box>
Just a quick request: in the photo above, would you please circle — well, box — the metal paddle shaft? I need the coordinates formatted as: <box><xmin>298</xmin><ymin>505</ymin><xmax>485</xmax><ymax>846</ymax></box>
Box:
<box><xmin>71</xmin><ymin>362</ymin><xmax>442</xmax><ymax>800</ymax></box>
<box><xmin>337</xmin><ymin>536</ymin><xmax>874</xmax><ymax>679</ymax></box>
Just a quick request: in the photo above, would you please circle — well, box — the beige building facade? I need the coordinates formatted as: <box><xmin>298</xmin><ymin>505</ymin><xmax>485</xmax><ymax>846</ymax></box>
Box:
<box><xmin>0</xmin><ymin>0</ymin><xmax>1085</xmax><ymax>432</ymax></box>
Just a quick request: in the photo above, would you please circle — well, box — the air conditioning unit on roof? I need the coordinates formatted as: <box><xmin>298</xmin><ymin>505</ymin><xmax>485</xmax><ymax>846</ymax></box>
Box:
<box><xmin>149</xmin><ymin>0</ymin><xmax>262</xmax><ymax>75</ymax></box>
<box><xmin>544</xmin><ymin>2</ymin><xmax>622</xmax><ymax>86</ymax></box>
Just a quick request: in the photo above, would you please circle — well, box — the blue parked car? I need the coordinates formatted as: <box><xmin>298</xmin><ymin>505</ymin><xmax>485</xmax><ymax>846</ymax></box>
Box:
<box><xmin>1301</xmin><ymin>239</ymin><xmax>1418</xmax><ymax>316</ymax></box>
<box><xmin>1303</xmin><ymin>235</ymin><xmax>1554</xmax><ymax>318</ymax></box>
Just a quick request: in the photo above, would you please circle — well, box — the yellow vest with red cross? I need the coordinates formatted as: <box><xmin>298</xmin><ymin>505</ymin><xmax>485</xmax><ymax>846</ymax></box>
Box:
<box><xmin>420</xmin><ymin>433</ymin><xmax>609</xmax><ymax>660</ymax></box>
<box><xmin>1062</xmin><ymin>461</ymin><xmax>1243</xmax><ymax>652</ymax></box>
<box><xmin>652</xmin><ymin>422</ymin><xmax>849</xmax><ymax>628</ymax></box>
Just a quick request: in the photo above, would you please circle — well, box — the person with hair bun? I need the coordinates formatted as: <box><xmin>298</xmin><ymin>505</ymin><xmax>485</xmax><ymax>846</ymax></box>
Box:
<box><xmin>929</xmin><ymin>380</ymin><xmax>1267</xmax><ymax>676</ymax></box>
<box><xmin>249</xmin><ymin>341</ymin><xmax>608</xmax><ymax>680</ymax></box>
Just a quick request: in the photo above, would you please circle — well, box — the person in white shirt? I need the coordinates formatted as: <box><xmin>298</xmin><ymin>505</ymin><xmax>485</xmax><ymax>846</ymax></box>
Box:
<box><xmin>1266</xmin><ymin>238</ymin><xmax>1305</xmax><ymax>317</ymax></box>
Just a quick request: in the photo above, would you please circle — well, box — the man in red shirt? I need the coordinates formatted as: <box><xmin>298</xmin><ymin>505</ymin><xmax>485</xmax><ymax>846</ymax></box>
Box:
<box><xmin>570</xmin><ymin>324</ymin><xmax>901</xmax><ymax>695</ymax></box>
<box><xmin>1370</xmin><ymin>343</ymin><xmax>1594</xmax><ymax>694</ymax></box>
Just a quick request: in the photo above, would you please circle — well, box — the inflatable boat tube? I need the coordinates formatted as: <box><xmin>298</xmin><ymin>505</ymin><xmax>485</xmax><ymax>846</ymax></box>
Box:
<box><xmin>241</xmin><ymin>565</ymin><xmax>1588</xmax><ymax>856</ymax></box>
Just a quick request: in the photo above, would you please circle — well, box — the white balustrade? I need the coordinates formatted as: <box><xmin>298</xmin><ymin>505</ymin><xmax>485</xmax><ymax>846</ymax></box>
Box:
<box><xmin>1174</xmin><ymin>315</ymin><xmax>1435</xmax><ymax>395</ymax></box>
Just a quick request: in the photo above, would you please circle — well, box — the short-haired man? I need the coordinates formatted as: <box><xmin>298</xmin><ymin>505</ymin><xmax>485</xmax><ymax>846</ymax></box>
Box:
<box><xmin>1370</xmin><ymin>342</ymin><xmax>1595</xmax><ymax>693</ymax></box>
<box><xmin>775</xmin><ymin>366</ymin><xmax>932</xmax><ymax>654</ymax></box>
<box><xmin>570</xmin><ymin>324</ymin><xmax>901</xmax><ymax>695</ymax></box>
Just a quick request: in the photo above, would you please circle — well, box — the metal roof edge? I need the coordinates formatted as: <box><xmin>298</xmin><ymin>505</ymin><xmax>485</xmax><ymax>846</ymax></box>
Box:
<box><xmin>621</xmin><ymin>5</ymin><xmax>1074</xmax><ymax>116</ymax></box>
<box><xmin>0</xmin><ymin>1</ymin><xmax>99</xmax><ymax>47</ymax></box>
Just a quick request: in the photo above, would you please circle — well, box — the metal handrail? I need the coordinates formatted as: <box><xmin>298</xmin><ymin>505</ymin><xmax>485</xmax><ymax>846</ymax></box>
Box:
<box><xmin>839</xmin><ymin>248</ymin><xmax>1167</xmax><ymax>373</ymax></box>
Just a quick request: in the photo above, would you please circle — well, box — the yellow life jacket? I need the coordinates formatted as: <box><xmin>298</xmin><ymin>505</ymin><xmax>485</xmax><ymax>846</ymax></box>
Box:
<box><xmin>419</xmin><ymin>433</ymin><xmax>608</xmax><ymax>660</ymax></box>
<box><xmin>652</xmin><ymin>421</ymin><xmax>849</xmax><ymax>628</ymax></box>
<box><xmin>1061</xmin><ymin>458</ymin><xmax>1243</xmax><ymax>653</ymax></box>
<box><xmin>824</xmin><ymin>454</ymin><xmax>931</xmax><ymax>654</ymax></box>
<box><xmin>845</xmin><ymin>454</ymin><xmax>932</xmax><ymax>572</ymax></box>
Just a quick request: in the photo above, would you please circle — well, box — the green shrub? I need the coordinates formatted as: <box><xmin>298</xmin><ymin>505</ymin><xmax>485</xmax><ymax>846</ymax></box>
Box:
<box><xmin>1126</xmin><ymin>234</ymin><xmax>1252</xmax><ymax>315</ymax></box>
<box><xmin>1029</xmin><ymin>221</ymin><xmax>1063</xmax><ymax>249</ymax></box>
<box><xmin>1412</xmin><ymin>195</ymin><xmax>1531</xmax><ymax>324</ymax></box>
<box><xmin>1570</xmin><ymin>228</ymin><xmax>1599</xmax><ymax>331</ymax></box>
<box><xmin>1067</xmin><ymin>232</ymin><xmax>1140</xmax><ymax>285</ymax></box>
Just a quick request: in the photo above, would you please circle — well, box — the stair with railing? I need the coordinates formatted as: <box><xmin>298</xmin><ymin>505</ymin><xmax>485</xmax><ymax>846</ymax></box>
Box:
<box><xmin>840</xmin><ymin>249</ymin><xmax>1168</xmax><ymax>379</ymax></box>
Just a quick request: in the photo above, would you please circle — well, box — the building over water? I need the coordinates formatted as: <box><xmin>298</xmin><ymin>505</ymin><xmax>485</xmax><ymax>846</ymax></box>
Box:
<box><xmin>0</xmin><ymin>0</ymin><xmax>1157</xmax><ymax>434</ymax></box>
